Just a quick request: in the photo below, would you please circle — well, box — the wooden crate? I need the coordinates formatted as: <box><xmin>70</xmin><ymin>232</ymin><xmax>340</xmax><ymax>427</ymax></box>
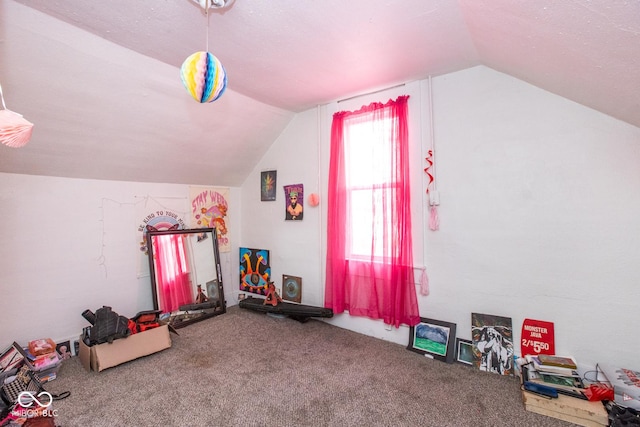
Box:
<box><xmin>522</xmin><ymin>390</ymin><xmax>608</xmax><ymax>427</ymax></box>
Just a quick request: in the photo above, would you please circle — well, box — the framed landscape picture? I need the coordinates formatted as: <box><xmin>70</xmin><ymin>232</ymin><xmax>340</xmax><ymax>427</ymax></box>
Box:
<box><xmin>407</xmin><ymin>317</ymin><xmax>457</xmax><ymax>363</ymax></box>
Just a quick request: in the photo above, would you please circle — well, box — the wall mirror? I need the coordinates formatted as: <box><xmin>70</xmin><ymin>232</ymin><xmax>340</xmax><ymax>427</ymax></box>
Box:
<box><xmin>147</xmin><ymin>227</ymin><xmax>226</xmax><ymax>329</ymax></box>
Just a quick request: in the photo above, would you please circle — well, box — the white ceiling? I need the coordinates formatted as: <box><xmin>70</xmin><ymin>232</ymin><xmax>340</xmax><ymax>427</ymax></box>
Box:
<box><xmin>1</xmin><ymin>0</ymin><xmax>639</xmax><ymax>186</ymax></box>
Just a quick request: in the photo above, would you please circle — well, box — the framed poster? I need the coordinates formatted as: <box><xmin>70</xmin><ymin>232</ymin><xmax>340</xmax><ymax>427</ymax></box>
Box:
<box><xmin>471</xmin><ymin>313</ymin><xmax>514</xmax><ymax>376</ymax></box>
<box><xmin>56</xmin><ymin>341</ymin><xmax>72</xmax><ymax>360</ymax></box>
<box><xmin>282</xmin><ymin>275</ymin><xmax>302</xmax><ymax>303</ymax></box>
<box><xmin>261</xmin><ymin>170</ymin><xmax>277</xmax><ymax>201</ymax></box>
<box><xmin>407</xmin><ymin>317</ymin><xmax>457</xmax><ymax>363</ymax></box>
<box><xmin>239</xmin><ymin>247</ymin><xmax>270</xmax><ymax>296</ymax></box>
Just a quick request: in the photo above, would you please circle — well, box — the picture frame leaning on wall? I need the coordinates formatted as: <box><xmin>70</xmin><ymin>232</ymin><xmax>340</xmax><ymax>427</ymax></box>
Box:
<box><xmin>456</xmin><ymin>338</ymin><xmax>474</xmax><ymax>365</ymax></box>
<box><xmin>407</xmin><ymin>317</ymin><xmax>457</xmax><ymax>363</ymax></box>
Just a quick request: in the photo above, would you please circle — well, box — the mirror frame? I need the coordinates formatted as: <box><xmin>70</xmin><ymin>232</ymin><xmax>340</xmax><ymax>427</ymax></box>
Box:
<box><xmin>147</xmin><ymin>227</ymin><xmax>226</xmax><ymax>329</ymax></box>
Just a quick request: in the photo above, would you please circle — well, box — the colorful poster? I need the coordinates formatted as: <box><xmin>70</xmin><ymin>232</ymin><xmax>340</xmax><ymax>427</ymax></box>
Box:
<box><xmin>261</xmin><ymin>170</ymin><xmax>277</xmax><ymax>201</ymax></box>
<box><xmin>471</xmin><ymin>313</ymin><xmax>514</xmax><ymax>376</ymax></box>
<box><xmin>189</xmin><ymin>186</ymin><xmax>230</xmax><ymax>252</ymax></box>
<box><xmin>284</xmin><ymin>183</ymin><xmax>303</xmax><ymax>221</ymax></box>
<box><xmin>239</xmin><ymin>247</ymin><xmax>270</xmax><ymax>296</ymax></box>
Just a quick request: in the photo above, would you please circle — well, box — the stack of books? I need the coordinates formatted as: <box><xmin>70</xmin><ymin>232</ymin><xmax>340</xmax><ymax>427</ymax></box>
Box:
<box><xmin>523</xmin><ymin>354</ymin><xmax>587</xmax><ymax>399</ymax></box>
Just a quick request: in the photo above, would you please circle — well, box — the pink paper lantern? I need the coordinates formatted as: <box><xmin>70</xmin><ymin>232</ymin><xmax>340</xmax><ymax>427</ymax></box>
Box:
<box><xmin>0</xmin><ymin>109</ymin><xmax>34</xmax><ymax>148</ymax></box>
<box><xmin>308</xmin><ymin>193</ymin><xmax>320</xmax><ymax>207</ymax></box>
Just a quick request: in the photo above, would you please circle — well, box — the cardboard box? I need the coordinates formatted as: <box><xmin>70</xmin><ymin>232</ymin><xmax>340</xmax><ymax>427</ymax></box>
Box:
<box><xmin>522</xmin><ymin>390</ymin><xmax>608</xmax><ymax>427</ymax></box>
<box><xmin>79</xmin><ymin>325</ymin><xmax>171</xmax><ymax>372</ymax></box>
<box><xmin>600</xmin><ymin>365</ymin><xmax>640</xmax><ymax>410</ymax></box>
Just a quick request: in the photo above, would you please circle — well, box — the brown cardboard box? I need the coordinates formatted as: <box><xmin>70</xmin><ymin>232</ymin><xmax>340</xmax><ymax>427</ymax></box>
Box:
<box><xmin>79</xmin><ymin>325</ymin><xmax>171</xmax><ymax>372</ymax></box>
<box><xmin>522</xmin><ymin>390</ymin><xmax>608</xmax><ymax>427</ymax></box>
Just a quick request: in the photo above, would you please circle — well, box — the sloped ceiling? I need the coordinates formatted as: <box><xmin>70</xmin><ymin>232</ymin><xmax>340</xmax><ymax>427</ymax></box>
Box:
<box><xmin>1</xmin><ymin>0</ymin><xmax>638</xmax><ymax>186</ymax></box>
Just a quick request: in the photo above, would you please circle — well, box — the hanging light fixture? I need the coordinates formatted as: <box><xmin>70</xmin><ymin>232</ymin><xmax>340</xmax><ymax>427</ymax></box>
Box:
<box><xmin>192</xmin><ymin>0</ymin><xmax>234</xmax><ymax>9</ymax></box>
<box><xmin>0</xmin><ymin>84</ymin><xmax>34</xmax><ymax>148</ymax></box>
<box><xmin>180</xmin><ymin>0</ymin><xmax>232</xmax><ymax>103</ymax></box>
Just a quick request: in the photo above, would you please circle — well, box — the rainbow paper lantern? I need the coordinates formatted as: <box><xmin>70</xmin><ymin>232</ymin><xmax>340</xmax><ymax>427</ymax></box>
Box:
<box><xmin>180</xmin><ymin>51</ymin><xmax>227</xmax><ymax>103</ymax></box>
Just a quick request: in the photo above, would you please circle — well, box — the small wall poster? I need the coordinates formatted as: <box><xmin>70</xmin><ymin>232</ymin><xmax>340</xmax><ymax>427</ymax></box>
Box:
<box><xmin>261</xmin><ymin>170</ymin><xmax>277</xmax><ymax>201</ymax></box>
<box><xmin>471</xmin><ymin>313</ymin><xmax>514</xmax><ymax>376</ymax></box>
<box><xmin>520</xmin><ymin>318</ymin><xmax>555</xmax><ymax>357</ymax></box>
<box><xmin>284</xmin><ymin>184</ymin><xmax>303</xmax><ymax>220</ymax></box>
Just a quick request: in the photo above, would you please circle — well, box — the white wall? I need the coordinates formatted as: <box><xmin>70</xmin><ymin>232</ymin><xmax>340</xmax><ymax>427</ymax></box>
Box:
<box><xmin>0</xmin><ymin>173</ymin><xmax>240</xmax><ymax>350</ymax></box>
<box><xmin>2</xmin><ymin>65</ymin><xmax>638</xmax><ymax>370</ymax></box>
<box><xmin>422</xmin><ymin>66</ymin><xmax>640</xmax><ymax>369</ymax></box>
<box><xmin>239</xmin><ymin>109</ymin><xmax>324</xmax><ymax>305</ymax></box>
<box><xmin>242</xmin><ymin>65</ymin><xmax>640</xmax><ymax>369</ymax></box>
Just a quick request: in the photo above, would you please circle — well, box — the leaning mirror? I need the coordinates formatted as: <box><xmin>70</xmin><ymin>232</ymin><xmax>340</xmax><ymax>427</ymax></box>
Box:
<box><xmin>147</xmin><ymin>227</ymin><xmax>226</xmax><ymax>329</ymax></box>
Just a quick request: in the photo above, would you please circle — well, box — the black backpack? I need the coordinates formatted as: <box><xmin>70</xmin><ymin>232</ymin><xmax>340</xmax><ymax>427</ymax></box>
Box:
<box><xmin>82</xmin><ymin>306</ymin><xmax>131</xmax><ymax>345</ymax></box>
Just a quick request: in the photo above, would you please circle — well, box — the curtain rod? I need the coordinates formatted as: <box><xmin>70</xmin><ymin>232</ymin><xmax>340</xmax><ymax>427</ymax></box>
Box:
<box><xmin>337</xmin><ymin>83</ymin><xmax>406</xmax><ymax>103</ymax></box>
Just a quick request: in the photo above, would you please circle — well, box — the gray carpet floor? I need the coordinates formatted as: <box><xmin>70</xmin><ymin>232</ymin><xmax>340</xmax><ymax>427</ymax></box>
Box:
<box><xmin>42</xmin><ymin>306</ymin><xmax>582</xmax><ymax>426</ymax></box>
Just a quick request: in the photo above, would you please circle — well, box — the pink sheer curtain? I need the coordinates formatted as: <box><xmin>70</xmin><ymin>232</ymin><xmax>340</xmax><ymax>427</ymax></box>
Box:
<box><xmin>154</xmin><ymin>234</ymin><xmax>193</xmax><ymax>313</ymax></box>
<box><xmin>325</xmin><ymin>95</ymin><xmax>420</xmax><ymax>328</ymax></box>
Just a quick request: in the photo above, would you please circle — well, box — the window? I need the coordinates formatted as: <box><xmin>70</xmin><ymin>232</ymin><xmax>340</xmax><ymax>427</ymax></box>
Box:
<box><xmin>324</xmin><ymin>95</ymin><xmax>419</xmax><ymax>328</ymax></box>
<box><xmin>345</xmin><ymin>117</ymin><xmax>396</xmax><ymax>259</ymax></box>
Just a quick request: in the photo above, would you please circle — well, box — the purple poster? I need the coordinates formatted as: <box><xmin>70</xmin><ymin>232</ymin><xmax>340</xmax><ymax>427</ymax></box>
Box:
<box><xmin>284</xmin><ymin>184</ymin><xmax>304</xmax><ymax>221</ymax></box>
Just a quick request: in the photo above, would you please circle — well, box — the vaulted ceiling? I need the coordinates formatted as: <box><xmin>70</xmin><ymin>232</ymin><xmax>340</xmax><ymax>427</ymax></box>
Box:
<box><xmin>1</xmin><ymin>0</ymin><xmax>638</xmax><ymax>186</ymax></box>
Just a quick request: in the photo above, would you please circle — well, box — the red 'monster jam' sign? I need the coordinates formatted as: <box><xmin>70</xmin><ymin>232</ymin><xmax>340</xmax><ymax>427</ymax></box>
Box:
<box><xmin>521</xmin><ymin>319</ymin><xmax>555</xmax><ymax>356</ymax></box>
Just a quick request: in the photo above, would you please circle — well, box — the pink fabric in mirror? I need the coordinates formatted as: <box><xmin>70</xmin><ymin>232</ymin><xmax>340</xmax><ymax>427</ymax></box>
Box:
<box><xmin>154</xmin><ymin>234</ymin><xmax>193</xmax><ymax>313</ymax></box>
